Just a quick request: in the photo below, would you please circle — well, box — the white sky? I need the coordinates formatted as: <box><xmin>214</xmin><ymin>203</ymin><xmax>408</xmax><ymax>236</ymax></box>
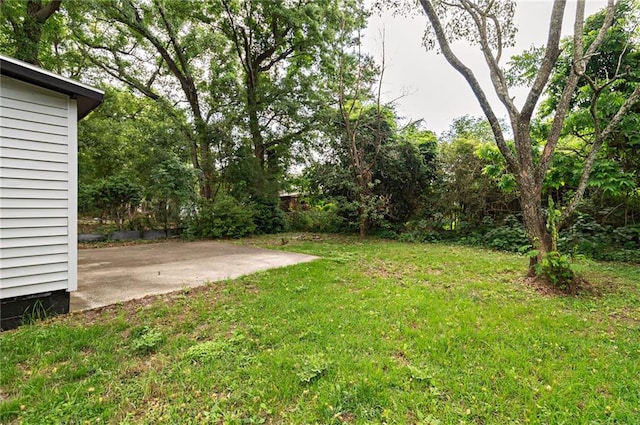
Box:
<box><xmin>363</xmin><ymin>1</ymin><xmax>608</xmax><ymax>136</ymax></box>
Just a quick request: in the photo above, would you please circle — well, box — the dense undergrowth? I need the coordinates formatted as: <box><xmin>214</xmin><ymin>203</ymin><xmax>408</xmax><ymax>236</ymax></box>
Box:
<box><xmin>286</xmin><ymin>208</ymin><xmax>640</xmax><ymax>264</ymax></box>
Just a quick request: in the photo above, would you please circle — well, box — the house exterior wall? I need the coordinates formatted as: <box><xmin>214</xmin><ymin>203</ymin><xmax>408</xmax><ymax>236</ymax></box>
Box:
<box><xmin>0</xmin><ymin>75</ymin><xmax>78</xmax><ymax>300</ymax></box>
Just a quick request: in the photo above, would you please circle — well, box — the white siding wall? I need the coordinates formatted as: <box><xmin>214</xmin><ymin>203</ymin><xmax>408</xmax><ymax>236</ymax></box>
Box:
<box><xmin>1</xmin><ymin>76</ymin><xmax>77</xmax><ymax>298</ymax></box>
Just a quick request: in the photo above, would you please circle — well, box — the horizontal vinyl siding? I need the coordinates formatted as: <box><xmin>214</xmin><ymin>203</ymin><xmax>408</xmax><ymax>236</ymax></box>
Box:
<box><xmin>1</xmin><ymin>253</ymin><xmax>69</xmax><ymax>270</ymax></box>
<box><xmin>1</xmin><ymin>217</ymin><xmax>68</xmax><ymax>228</ymax></box>
<box><xmin>1</xmin><ymin>96</ymin><xmax>68</xmax><ymax>118</ymax></box>
<box><xmin>0</xmin><ymin>126</ymin><xmax>67</xmax><ymax>144</ymax></box>
<box><xmin>1</xmin><ymin>244</ymin><xmax>68</xmax><ymax>260</ymax></box>
<box><xmin>2</xmin><ymin>271</ymin><xmax>69</xmax><ymax>289</ymax></box>
<box><xmin>0</xmin><ymin>208</ymin><xmax>68</xmax><ymax>219</ymax></box>
<box><xmin>1</xmin><ymin>168</ymin><xmax>67</xmax><ymax>182</ymax></box>
<box><xmin>1</xmin><ymin>76</ymin><xmax>72</xmax><ymax>299</ymax></box>
<box><xmin>1</xmin><ymin>178</ymin><xmax>68</xmax><ymax>191</ymax></box>
<box><xmin>1</xmin><ymin>146</ymin><xmax>68</xmax><ymax>163</ymax></box>
<box><xmin>1</xmin><ymin>157</ymin><xmax>68</xmax><ymax>172</ymax></box>
<box><xmin>1</xmin><ymin>117</ymin><xmax>68</xmax><ymax>136</ymax></box>
<box><xmin>1</xmin><ymin>79</ymin><xmax>69</xmax><ymax>109</ymax></box>
<box><xmin>1</xmin><ymin>235</ymin><xmax>69</xmax><ymax>249</ymax></box>
<box><xmin>0</xmin><ymin>187</ymin><xmax>68</xmax><ymax>200</ymax></box>
<box><xmin>2</xmin><ymin>137</ymin><xmax>68</xmax><ymax>153</ymax></box>
<box><xmin>1</xmin><ymin>281</ymin><xmax>68</xmax><ymax>299</ymax></box>
<box><xmin>1</xmin><ymin>198</ymin><xmax>68</xmax><ymax>208</ymax></box>
<box><xmin>2</xmin><ymin>105</ymin><xmax>69</xmax><ymax>127</ymax></box>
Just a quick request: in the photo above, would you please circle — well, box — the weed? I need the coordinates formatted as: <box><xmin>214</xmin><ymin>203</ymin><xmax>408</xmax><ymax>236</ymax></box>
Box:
<box><xmin>184</xmin><ymin>340</ymin><xmax>227</xmax><ymax>362</ymax></box>
<box><xmin>129</xmin><ymin>326</ymin><xmax>164</xmax><ymax>355</ymax></box>
<box><xmin>296</xmin><ymin>353</ymin><xmax>330</xmax><ymax>383</ymax></box>
<box><xmin>535</xmin><ymin>251</ymin><xmax>576</xmax><ymax>292</ymax></box>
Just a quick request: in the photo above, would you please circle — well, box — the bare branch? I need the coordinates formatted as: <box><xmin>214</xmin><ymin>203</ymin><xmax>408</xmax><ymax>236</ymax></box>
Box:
<box><xmin>418</xmin><ymin>0</ymin><xmax>519</xmax><ymax>173</ymax></box>
<box><xmin>520</xmin><ymin>0</ymin><xmax>567</xmax><ymax>121</ymax></box>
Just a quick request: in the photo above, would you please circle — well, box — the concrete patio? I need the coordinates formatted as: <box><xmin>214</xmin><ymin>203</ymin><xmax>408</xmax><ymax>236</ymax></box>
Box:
<box><xmin>72</xmin><ymin>240</ymin><xmax>318</xmax><ymax>311</ymax></box>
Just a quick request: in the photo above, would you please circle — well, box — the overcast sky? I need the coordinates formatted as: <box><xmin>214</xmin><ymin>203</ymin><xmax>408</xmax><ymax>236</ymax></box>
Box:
<box><xmin>363</xmin><ymin>1</ymin><xmax>608</xmax><ymax>136</ymax></box>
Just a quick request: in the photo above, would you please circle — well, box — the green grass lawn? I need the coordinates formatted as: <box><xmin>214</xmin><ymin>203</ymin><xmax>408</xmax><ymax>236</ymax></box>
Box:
<box><xmin>1</xmin><ymin>235</ymin><xmax>639</xmax><ymax>424</ymax></box>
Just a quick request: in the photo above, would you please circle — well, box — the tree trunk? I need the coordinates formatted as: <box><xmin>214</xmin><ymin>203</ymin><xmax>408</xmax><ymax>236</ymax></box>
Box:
<box><xmin>246</xmin><ymin>73</ymin><xmax>265</xmax><ymax>169</ymax></box>
<box><xmin>195</xmin><ymin>121</ymin><xmax>213</xmax><ymax>199</ymax></box>
<box><xmin>519</xmin><ymin>173</ymin><xmax>553</xmax><ymax>276</ymax></box>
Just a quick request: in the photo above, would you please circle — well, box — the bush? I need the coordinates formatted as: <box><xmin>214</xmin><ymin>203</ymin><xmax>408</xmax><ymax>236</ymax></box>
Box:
<box><xmin>534</xmin><ymin>251</ymin><xmax>575</xmax><ymax>292</ymax></box>
<box><xmin>479</xmin><ymin>215</ymin><xmax>530</xmax><ymax>252</ymax></box>
<box><xmin>252</xmin><ymin>200</ymin><xmax>285</xmax><ymax>234</ymax></box>
<box><xmin>182</xmin><ymin>195</ymin><xmax>257</xmax><ymax>239</ymax></box>
<box><xmin>398</xmin><ymin>219</ymin><xmax>442</xmax><ymax>243</ymax></box>
<box><xmin>559</xmin><ymin>214</ymin><xmax>640</xmax><ymax>263</ymax></box>
<box><xmin>285</xmin><ymin>204</ymin><xmax>343</xmax><ymax>233</ymax></box>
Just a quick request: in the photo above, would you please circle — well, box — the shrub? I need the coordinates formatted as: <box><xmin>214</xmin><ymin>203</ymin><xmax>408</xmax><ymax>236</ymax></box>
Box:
<box><xmin>285</xmin><ymin>204</ymin><xmax>343</xmax><ymax>233</ymax></box>
<box><xmin>480</xmin><ymin>215</ymin><xmax>530</xmax><ymax>252</ymax></box>
<box><xmin>534</xmin><ymin>251</ymin><xmax>575</xmax><ymax>292</ymax></box>
<box><xmin>252</xmin><ymin>200</ymin><xmax>285</xmax><ymax>234</ymax></box>
<box><xmin>182</xmin><ymin>195</ymin><xmax>257</xmax><ymax>239</ymax></box>
<box><xmin>399</xmin><ymin>219</ymin><xmax>442</xmax><ymax>243</ymax></box>
<box><xmin>559</xmin><ymin>215</ymin><xmax>640</xmax><ymax>263</ymax></box>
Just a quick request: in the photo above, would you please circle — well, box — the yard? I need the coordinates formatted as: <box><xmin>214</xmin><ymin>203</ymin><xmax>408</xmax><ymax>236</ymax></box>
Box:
<box><xmin>1</xmin><ymin>235</ymin><xmax>639</xmax><ymax>424</ymax></box>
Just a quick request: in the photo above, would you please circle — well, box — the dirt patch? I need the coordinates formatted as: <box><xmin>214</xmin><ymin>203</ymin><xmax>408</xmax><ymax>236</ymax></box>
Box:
<box><xmin>392</xmin><ymin>351</ymin><xmax>410</xmax><ymax>366</ymax></box>
<box><xmin>361</xmin><ymin>259</ymin><xmax>437</xmax><ymax>280</ymax></box>
<box><xmin>519</xmin><ymin>276</ymin><xmax>600</xmax><ymax>297</ymax></box>
<box><xmin>335</xmin><ymin>412</ymin><xmax>356</xmax><ymax>423</ymax></box>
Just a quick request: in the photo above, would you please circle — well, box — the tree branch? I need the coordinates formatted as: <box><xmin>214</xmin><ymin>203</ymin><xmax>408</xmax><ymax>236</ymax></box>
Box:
<box><xmin>32</xmin><ymin>0</ymin><xmax>61</xmax><ymax>23</ymax></box>
<box><xmin>520</xmin><ymin>0</ymin><xmax>567</xmax><ymax>121</ymax></box>
<box><xmin>561</xmin><ymin>83</ymin><xmax>640</xmax><ymax>222</ymax></box>
<box><xmin>537</xmin><ymin>0</ymin><xmax>617</xmax><ymax>185</ymax></box>
<box><xmin>419</xmin><ymin>0</ymin><xmax>519</xmax><ymax>173</ymax></box>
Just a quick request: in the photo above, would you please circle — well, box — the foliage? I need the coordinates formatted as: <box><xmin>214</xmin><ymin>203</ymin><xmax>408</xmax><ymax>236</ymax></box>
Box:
<box><xmin>311</xmin><ymin>107</ymin><xmax>436</xmax><ymax>234</ymax></box>
<box><xmin>2</xmin><ymin>237</ymin><xmax>640</xmax><ymax>423</ymax></box>
<box><xmin>285</xmin><ymin>204</ymin><xmax>343</xmax><ymax>233</ymax></box>
<box><xmin>434</xmin><ymin>116</ymin><xmax>519</xmax><ymax>230</ymax></box>
<box><xmin>147</xmin><ymin>157</ymin><xmax>198</xmax><ymax>233</ymax></box>
<box><xmin>413</xmin><ymin>0</ymin><xmax>640</xmax><ymax>278</ymax></box>
<box><xmin>0</xmin><ymin>0</ymin><xmax>63</xmax><ymax>65</ymax></box>
<box><xmin>182</xmin><ymin>195</ymin><xmax>257</xmax><ymax>239</ymax></box>
<box><xmin>79</xmin><ymin>175</ymin><xmax>143</xmax><ymax>229</ymax></box>
<box><xmin>251</xmin><ymin>199</ymin><xmax>286</xmax><ymax>235</ymax></box>
<box><xmin>296</xmin><ymin>353</ymin><xmax>330</xmax><ymax>384</ymax></box>
<box><xmin>67</xmin><ymin>0</ymin><xmax>368</xmax><ymax>203</ymax></box>
<box><xmin>534</xmin><ymin>251</ymin><xmax>576</xmax><ymax>292</ymax></box>
<box><xmin>559</xmin><ymin>214</ymin><xmax>640</xmax><ymax>263</ymax></box>
<box><xmin>129</xmin><ymin>326</ymin><xmax>164</xmax><ymax>355</ymax></box>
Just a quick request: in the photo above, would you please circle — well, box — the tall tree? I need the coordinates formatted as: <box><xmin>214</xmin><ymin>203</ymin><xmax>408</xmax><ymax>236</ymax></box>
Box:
<box><xmin>412</xmin><ymin>0</ymin><xmax>640</xmax><ymax>275</ymax></box>
<box><xmin>69</xmin><ymin>0</ymin><xmax>235</xmax><ymax>199</ymax></box>
<box><xmin>217</xmin><ymin>0</ymin><xmax>365</xmax><ymax>201</ymax></box>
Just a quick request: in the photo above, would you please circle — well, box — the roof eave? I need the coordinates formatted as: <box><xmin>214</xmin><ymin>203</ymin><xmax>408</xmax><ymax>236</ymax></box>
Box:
<box><xmin>1</xmin><ymin>55</ymin><xmax>104</xmax><ymax>119</ymax></box>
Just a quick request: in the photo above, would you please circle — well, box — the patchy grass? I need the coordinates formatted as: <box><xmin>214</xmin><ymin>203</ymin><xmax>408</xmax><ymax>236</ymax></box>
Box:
<box><xmin>2</xmin><ymin>235</ymin><xmax>639</xmax><ymax>424</ymax></box>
